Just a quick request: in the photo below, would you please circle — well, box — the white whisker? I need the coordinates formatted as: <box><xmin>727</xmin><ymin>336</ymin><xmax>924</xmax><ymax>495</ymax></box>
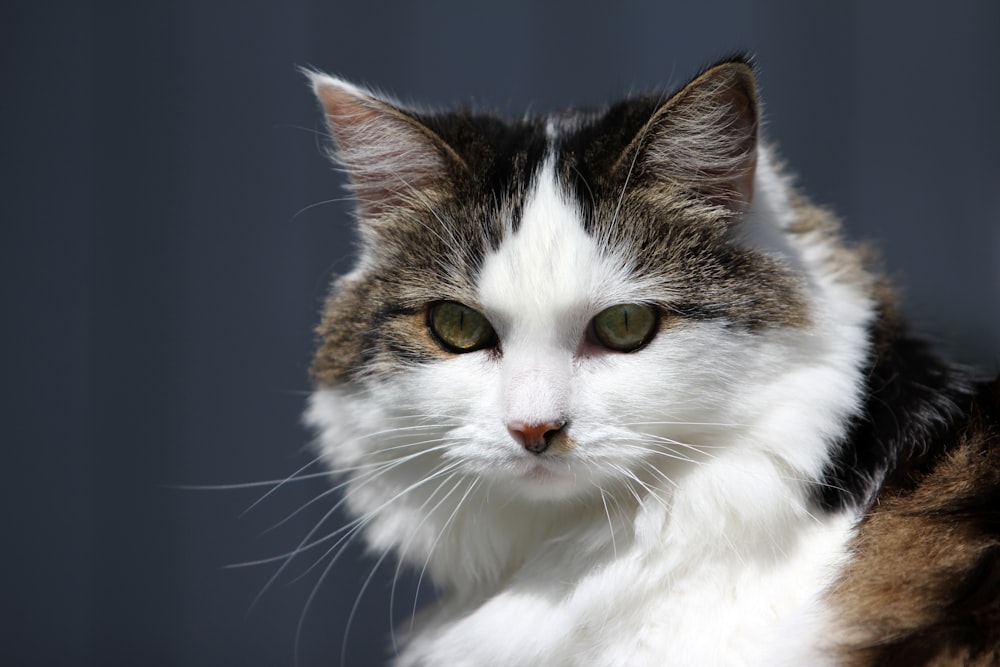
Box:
<box><xmin>387</xmin><ymin>471</ymin><xmax>472</xmax><ymax>654</ymax></box>
<box><xmin>264</xmin><ymin>439</ymin><xmax>456</xmax><ymax>536</ymax></box>
<box><xmin>409</xmin><ymin>477</ymin><xmax>480</xmax><ymax>631</ymax></box>
<box><xmin>597</xmin><ymin>487</ymin><xmax>618</xmax><ymax>559</ymax></box>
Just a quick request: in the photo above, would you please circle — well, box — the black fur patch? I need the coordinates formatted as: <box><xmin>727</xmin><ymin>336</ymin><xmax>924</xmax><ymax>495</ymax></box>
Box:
<box><xmin>817</xmin><ymin>307</ymin><xmax>974</xmax><ymax>510</ymax></box>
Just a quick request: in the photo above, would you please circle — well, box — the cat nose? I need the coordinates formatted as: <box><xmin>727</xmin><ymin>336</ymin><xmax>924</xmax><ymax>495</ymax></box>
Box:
<box><xmin>507</xmin><ymin>419</ymin><xmax>566</xmax><ymax>454</ymax></box>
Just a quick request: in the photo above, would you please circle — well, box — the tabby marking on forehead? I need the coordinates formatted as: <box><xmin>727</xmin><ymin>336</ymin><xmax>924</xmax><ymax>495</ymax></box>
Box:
<box><xmin>478</xmin><ymin>160</ymin><xmax>630</xmax><ymax>346</ymax></box>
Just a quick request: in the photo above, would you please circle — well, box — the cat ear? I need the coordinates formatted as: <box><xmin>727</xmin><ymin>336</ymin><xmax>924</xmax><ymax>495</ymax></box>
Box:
<box><xmin>622</xmin><ymin>60</ymin><xmax>759</xmax><ymax>212</ymax></box>
<box><xmin>307</xmin><ymin>71</ymin><xmax>466</xmax><ymax>219</ymax></box>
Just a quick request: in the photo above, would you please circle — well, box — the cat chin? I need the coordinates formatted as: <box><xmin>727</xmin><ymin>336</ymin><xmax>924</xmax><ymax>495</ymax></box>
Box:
<box><xmin>488</xmin><ymin>459</ymin><xmax>594</xmax><ymax>502</ymax></box>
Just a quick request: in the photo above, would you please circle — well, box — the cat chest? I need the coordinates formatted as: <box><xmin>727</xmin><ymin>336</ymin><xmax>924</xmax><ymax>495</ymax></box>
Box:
<box><xmin>396</xmin><ymin>521</ymin><xmax>853</xmax><ymax>667</ymax></box>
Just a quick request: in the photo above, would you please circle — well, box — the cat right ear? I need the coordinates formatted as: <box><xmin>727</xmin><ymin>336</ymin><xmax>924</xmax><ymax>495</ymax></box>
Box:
<box><xmin>306</xmin><ymin>71</ymin><xmax>465</xmax><ymax>219</ymax></box>
<box><xmin>617</xmin><ymin>60</ymin><xmax>760</xmax><ymax>215</ymax></box>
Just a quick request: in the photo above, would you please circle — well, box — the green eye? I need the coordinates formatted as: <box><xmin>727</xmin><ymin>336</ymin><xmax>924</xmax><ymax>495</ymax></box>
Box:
<box><xmin>428</xmin><ymin>301</ymin><xmax>497</xmax><ymax>353</ymax></box>
<box><xmin>591</xmin><ymin>304</ymin><xmax>658</xmax><ymax>352</ymax></box>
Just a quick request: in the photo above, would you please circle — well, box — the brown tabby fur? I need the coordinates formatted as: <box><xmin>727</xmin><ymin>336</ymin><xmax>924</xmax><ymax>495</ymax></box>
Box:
<box><xmin>830</xmin><ymin>377</ymin><xmax>1000</xmax><ymax>666</ymax></box>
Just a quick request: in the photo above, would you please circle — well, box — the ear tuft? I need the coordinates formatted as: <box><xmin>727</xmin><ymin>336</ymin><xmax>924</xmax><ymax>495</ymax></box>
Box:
<box><xmin>305</xmin><ymin>70</ymin><xmax>460</xmax><ymax>219</ymax></box>
<box><xmin>624</xmin><ymin>60</ymin><xmax>760</xmax><ymax>213</ymax></box>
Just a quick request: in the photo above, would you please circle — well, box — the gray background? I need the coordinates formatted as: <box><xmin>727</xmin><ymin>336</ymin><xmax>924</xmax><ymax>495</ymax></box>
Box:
<box><xmin>4</xmin><ymin>1</ymin><xmax>998</xmax><ymax>666</ymax></box>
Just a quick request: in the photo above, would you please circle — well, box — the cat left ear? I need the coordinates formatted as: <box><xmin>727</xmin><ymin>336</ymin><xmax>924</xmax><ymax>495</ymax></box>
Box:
<box><xmin>622</xmin><ymin>60</ymin><xmax>760</xmax><ymax>213</ymax></box>
<box><xmin>306</xmin><ymin>70</ymin><xmax>466</xmax><ymax>219</ymax></box>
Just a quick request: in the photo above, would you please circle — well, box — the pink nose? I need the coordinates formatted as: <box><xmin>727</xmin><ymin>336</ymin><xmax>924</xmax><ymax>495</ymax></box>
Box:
<box><xmin>508</xmin><ymin>420</ymin><xmax>566</xmax><ymax>454</ymax></box>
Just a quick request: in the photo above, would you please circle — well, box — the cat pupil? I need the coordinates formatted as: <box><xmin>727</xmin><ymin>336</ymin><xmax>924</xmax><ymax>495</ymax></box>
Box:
<box><xmin>592</xmin><ymin>304</ymin><xmax>657</xmax><ymax>352</ymax></box>
<box><xmin>428</xmin><ymin>301</ymin><xmax>497</xmax><ymax>353</ymax></box>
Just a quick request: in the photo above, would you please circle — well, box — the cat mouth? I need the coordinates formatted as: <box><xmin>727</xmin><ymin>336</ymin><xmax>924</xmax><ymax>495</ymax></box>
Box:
<box><xmin>525</xmin><ymin>461</ymin><xmax>558</xmax><ymax>480</ymax></box>
<box><xmin>508</xmin><ymin>459</ymin><xmax>589</xmax><ymax>500</ymax></box>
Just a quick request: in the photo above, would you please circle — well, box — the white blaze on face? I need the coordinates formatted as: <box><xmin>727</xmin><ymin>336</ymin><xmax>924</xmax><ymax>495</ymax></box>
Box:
<box><xmin>477</xmin><ymin>161</ymin><xmax>607</xmax><ymax>434</ymax></box>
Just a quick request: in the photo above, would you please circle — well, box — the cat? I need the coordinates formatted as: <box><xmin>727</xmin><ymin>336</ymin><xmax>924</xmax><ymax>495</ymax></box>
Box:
<box><xmin>303</xmin><ymin>57</ymin><xmax>1000</xmax><ymax>666</ymax></box>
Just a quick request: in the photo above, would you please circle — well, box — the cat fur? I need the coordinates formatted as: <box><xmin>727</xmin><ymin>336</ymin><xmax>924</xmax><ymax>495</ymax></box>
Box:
<box><xmin>303</xmin><ymin>58</ymin><xmax>999</xmax><ymax>666</ymax></box>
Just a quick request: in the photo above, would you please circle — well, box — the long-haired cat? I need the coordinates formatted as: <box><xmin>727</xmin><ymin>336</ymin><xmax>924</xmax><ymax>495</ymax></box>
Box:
<box><xmin>303</xmin><ymin>57</ymin><xmax>999</xmax><ymax>666</ymax></box>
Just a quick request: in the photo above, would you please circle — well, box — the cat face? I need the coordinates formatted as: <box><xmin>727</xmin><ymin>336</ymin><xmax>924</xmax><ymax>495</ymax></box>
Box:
<box><xmin>306</xmin><ymin>61</ymin><xmax>828</xmax><ymax>505</ymax></box>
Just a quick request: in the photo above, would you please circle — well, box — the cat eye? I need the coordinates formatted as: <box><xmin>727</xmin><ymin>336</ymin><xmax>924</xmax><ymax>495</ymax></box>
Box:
<box><xmin>590</xmin><ymin>304</ymin><xmax>658</xmax><ymax>352</ymax></box>
<box><xmin>428</xmin><ymin>301</ymin><xmax>498</xmax><ymax>353</ymax></box>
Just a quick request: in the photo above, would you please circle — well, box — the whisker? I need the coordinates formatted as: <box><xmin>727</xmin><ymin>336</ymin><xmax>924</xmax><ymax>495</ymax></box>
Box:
<box><xmin>340</xmin><ymin>541</ymin><xmax>395</xmax><ymax>666</ymax></box>
<box><xmin>240</xmin><ymin>455</ymin><xmax>330</xmax><ymax>518</ymax></box>
<box><xmin>631</xmin><ymin>432</ymin><xmax>724</xmax><ymax>455</ymax></box>
<box><xmin>609</xmin><ymin>121</ymin><xmax>644</xmax><ymax>238</ymax></box>
<box><xmin>320</xmin><ymin>436</ymin><xmax>461</xmax><ymax>478</ymax></box>
<box><xmin>619</xmin><ymin>441</ymin><xmax>705</xmax><ymax>467</ymax></box>
<box><xmin>231</xmin><ymin>450</ymin><xmax>459</xmax><ymax>617</ymax></box>
<box><xmin>293</xmin><ymin>524</ymin><xmax>353</xmax><ymax>667</ymax></box>
<box><xmin>597</xmin><ymin>487</ymin><xmax>618</xmax><ymax>559</ymax></box>
<box><xmin>168</xmin><ymin>470</ymin><xmax>330</xmax><ymax>492</ymax></box>
<box><xmin>294</xmin><ymin>463</ymin><xmax>468</xmax><ymax>664</ymax></box>
<box><xmin>387</xmin><ymin>471</ymin><xmax>470</xmax><ymax>654</ymax></box>
<box><xmin>295</xmin><ymin>461</ymin><xmax>466</xmax><ymax>583</ymax></box>
<box><xmin>263</xmin><ymin>440</ymin><xmax>456</xmax><ymax>536</ymax></box>
<box><xmin>617</xmin><ymin>463</ymin><xmax>672</xmax><ymax>510</ymax></box>
<box><xmin>635</xmin><ymin>460</ymin><xmax>680</xmax><ymax>496</ymax></box>
<box><xmin>167</xmin><ymin>454</ymin><xmax>329</xmax><ymax>495</ymax></box>
<box><xmin>409</xmin><ymin>477</ymin><xmax>480</xmax><ymax>631</ymax></box>
<box><xmin>624</xmin><ymin>439</ymin><xmax>848</xmax><ymax>496</ymax></box>
<box><xmin>623</xmin><ymin>420</ymin><xmax>742</xmax><ymax>429</ymax></box>
<box><xmin>290</xmin><ymin>195</ymin><xmax>355</xmax><ymax>222</ymax></box>
<box><xmin>244</xmin><ymin>448</ymin><xmax>454</xmax><ymax>566</ymax></box>
<box><xmin>609</xmin><ymin>464</ymin><xmax>647</xmax><ymax>507</ymax></box>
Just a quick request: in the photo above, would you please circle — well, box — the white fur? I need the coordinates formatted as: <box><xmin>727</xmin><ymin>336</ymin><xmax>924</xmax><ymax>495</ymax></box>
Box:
<box><xmin>306</xmin><ymin>154</ymin><xmax>874</xmax><ymax>665</ymax></box>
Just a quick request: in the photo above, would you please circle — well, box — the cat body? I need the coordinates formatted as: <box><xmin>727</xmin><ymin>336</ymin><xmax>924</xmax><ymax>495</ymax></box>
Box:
<box><xmin>304</xmin><ymin>59</ymin><xmax>999</xmax><ymax>665</ymax></box>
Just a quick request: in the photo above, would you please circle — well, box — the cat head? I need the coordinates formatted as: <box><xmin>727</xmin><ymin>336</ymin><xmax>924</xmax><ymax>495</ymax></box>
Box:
<box><xmin>305</xmin><ymin>59</ymin><xmax>869</xmax><ymax>508</ymax></box>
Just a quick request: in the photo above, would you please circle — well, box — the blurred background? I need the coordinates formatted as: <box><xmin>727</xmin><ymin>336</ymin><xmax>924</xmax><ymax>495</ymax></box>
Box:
<box><xmin>4</xmin><ymin>1</ymin><xmax>998</xmax><ymax>665</ymax></box>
